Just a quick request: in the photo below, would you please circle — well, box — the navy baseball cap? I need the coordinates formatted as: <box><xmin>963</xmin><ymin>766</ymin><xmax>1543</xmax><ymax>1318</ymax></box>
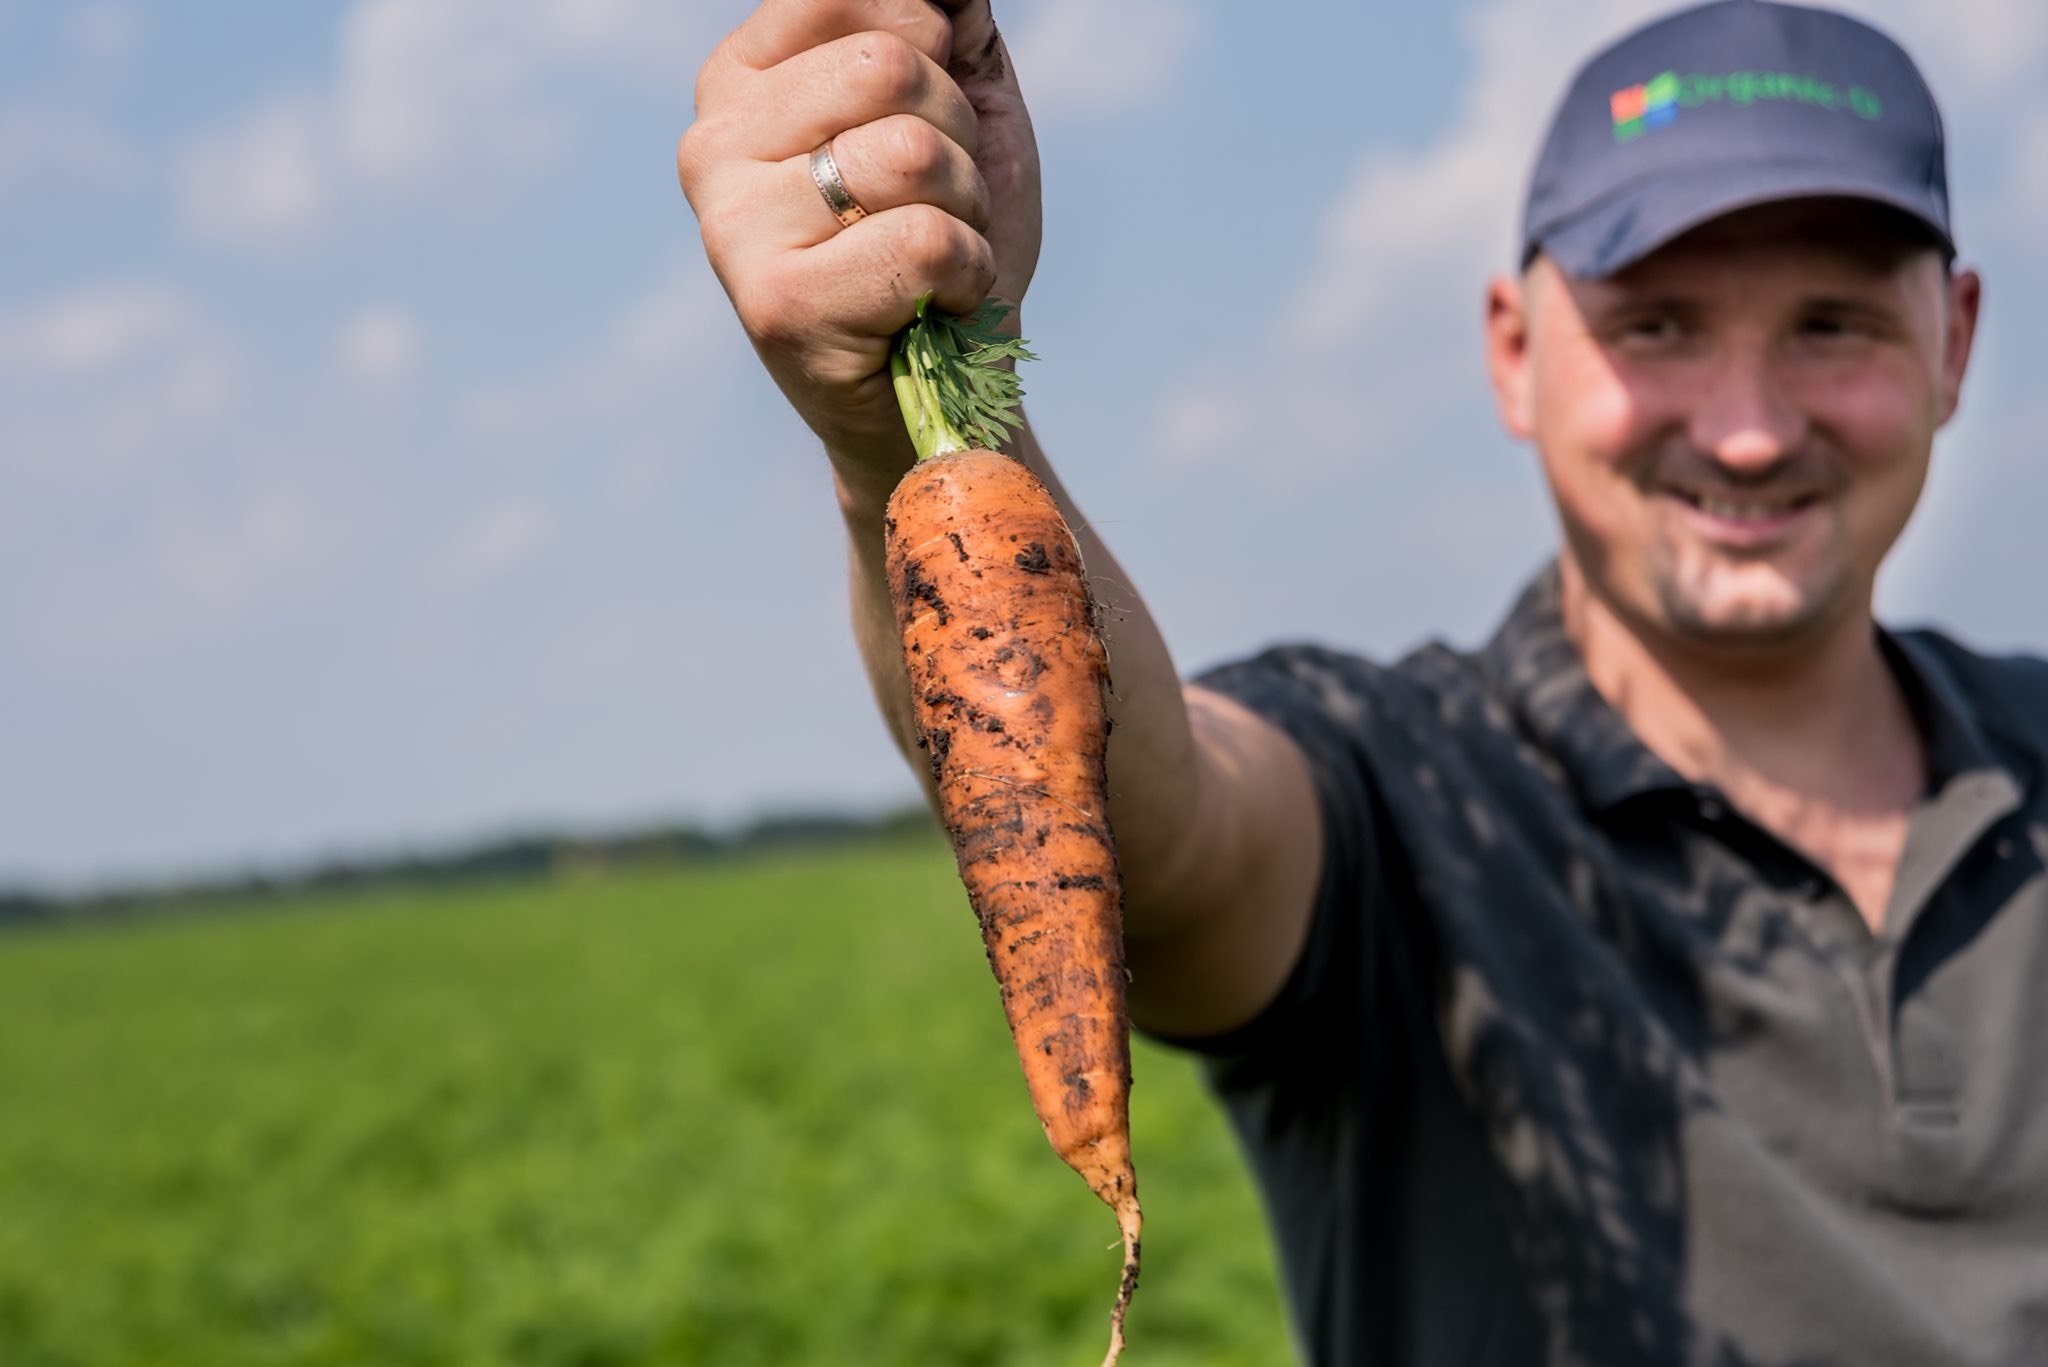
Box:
<box><xmin>1522</xmin><ymin>0</ymin><xmax>1953</xmax><ymax>278</ymax></box>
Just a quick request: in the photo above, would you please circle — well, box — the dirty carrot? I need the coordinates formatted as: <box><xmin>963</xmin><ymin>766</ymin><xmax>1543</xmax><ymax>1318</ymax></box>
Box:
<box><xmin>884</xmin><ymin>295</ymin><xmax>1141</xmax><ymax>1366</ymax></box>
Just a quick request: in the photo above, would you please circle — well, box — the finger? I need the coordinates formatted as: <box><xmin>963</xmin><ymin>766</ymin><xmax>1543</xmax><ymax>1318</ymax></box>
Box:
<box><xmin>922</xmin><ymin>6</ymin><xmax>1035</xmax><ymax>307</ymax></box>
<box><xmin>787</xmin><ymin>114</ymin><xmax>991</xmax><ymax>245</ymax></box>
<box><xmin>840</xmin><ymin>202</ymin><xmax>997</xmax><ymax>322</ymax></box>
<box><xmin>755</xmin><ymin>203</ymin><xmax>996</xmax><ymax>355</ymax></box>
<box><xmin>699</xmin><ymin>0</ymin><xmax>950</xmax><ymax>111</ymax></box>
<box><xmin>716</xmin><ymin>30</ymin><xmax>979</xmax><ymax>165</ymax></box>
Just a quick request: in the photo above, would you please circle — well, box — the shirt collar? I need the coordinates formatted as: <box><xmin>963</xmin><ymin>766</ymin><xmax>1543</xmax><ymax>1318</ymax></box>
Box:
<box><xmin>1478</xmin><ymin>561</ymin><xmax>2020</xmax><ymax>816</ymax></box>
<box><xmin>1480</xmin><ymin>562</ymin><xmax>1689</xmax><ymax>813</ymax></box>
<box><xmin>1882</xmin><ymin>629</ymin><xmax>2032</xmax><ymax>801</ymax></box>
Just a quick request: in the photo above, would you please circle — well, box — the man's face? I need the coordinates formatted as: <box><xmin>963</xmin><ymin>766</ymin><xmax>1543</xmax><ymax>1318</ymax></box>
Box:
<box><xmin>1486</xmin><ymin>199</ymin><xmax>1980</xmax><ymax>656</ymax></box>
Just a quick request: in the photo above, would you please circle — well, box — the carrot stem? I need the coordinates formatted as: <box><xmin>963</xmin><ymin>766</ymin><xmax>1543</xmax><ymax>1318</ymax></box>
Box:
<box><xmin>889</xmin><ymin>294</ymin><xmax>1034</xmax><ymax>461</ymax></box>
<box><xmin>890</xmin><ymin>346</ymin><xmax>968</xmax><ymax>462</ymax></box>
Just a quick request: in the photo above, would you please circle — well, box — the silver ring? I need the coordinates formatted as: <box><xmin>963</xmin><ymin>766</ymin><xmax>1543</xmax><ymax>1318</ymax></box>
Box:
<box><xmin>810</xmin><ymin>140</ymin><xmax>869</xmax><ymax>228</ymax></box>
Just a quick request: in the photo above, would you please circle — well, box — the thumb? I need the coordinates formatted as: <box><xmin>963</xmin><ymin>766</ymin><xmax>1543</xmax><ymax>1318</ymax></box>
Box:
<box><xmin>930</xmin><ymin>0</ymin><xmax>1011</xmax><ymax>89</ymax></box>
<box><xmin>930</xmin><ymin>1</ymin><xmax>1041</xmax><ymax>308</ymax></box>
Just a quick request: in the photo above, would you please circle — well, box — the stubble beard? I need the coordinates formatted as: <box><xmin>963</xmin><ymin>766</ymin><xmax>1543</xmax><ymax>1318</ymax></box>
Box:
<box><xmin>1648</xmin><ymin>538</ymin><xmax>1851</xmax><ymax>653</ymax></box>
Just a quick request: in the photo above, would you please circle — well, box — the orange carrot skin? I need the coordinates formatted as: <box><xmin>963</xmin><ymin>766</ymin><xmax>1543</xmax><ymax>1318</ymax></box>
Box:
<box><xmin>884</xmin><ymin>447</ymin><xmax>1141</xmax><ymax>1360</ymax></box>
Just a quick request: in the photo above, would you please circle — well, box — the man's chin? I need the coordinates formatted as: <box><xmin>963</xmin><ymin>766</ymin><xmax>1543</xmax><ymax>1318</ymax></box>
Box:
<box><xmin>1645</xmin><ymin>547</ymin><xmax>1856</xmax><ymax>645</ymax></box>
<box><xmin>1654</xmin><ymin>576</ymin><xmax>1832</xmax><ymax>652</ymax></box>
<box><xmin>1665</xmin><ymin>608</ymin><xmax>1814</xmax><ymax>651</ymax></box>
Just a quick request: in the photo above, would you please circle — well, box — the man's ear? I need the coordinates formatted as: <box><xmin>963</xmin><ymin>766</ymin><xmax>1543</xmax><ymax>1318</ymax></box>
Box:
<box><xmin>1486</xmin><ymin>270</ymin><xmax>1535</xmax><ymax>441</ymax></box>
<box><xmin>1937</xmin><ymin>265</ymin><xmax>1982</xmax><ymax>428</ymax></box>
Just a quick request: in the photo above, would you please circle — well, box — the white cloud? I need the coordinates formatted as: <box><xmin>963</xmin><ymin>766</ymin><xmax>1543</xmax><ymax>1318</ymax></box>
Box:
<box><xmin>1285</xmin><ymin>0</ymin><xmax>1652</xmax><ymax>350</ymax></box>
<box><xmin>23</xmin><ymin>485</ymin><xmax>338</xmax><ymax>665</ymax></box>
<box><xmin>70</xmin><ymin>3</ymin><xmax>143</xmax><ymax>65</ymax></box>
<box><xmin>1857</xmin><ymin>0</ymin><xmax>2048</xmax><ymax>90</ymax></box>
<box><xmin>435</xmin><ymin>499</ymin><xmax>556</xmax><ymax>587</ymax></box>
<box><xmin>179</xmin><ymin>98</ymin><xmax>331</xmax><ymax>244</ymax></box>
<box><xmin>334</xmin><ymin>303</ymin><xmax>424</xmax><ymax>387</ymax></box>
<box><xmin>0</xmin><ymin>281</ymin><xmax>371</xmax><ymax>664</ymax></box>
<box><xmin>334</xmin><ymin>0</ymin><xmax>570</xmax><ymax>187</ymax></box>
<box><xmin>1149</xmin><ymin>0</ymin><xmax>1650</xmax><ymax>474</ymax></box>
<box><xmin>0</xmin><ymin>281</ymin><xmax>187</xmax><ymax>372</ymax></box>
<box><xmin>457</xmin><ymin>250</ymin><xmax>732</xmax><ymax>447</ymax></box>
<box><xmin>1153</xmin><ymin>386</ymin><xmax>1252</xmax><ymax>474</ymax></box>
<box><xmin>177</xmin><ymin>0</ymin><xmax>731</xmax><ymax>246</ymax></box>
<box><xmin>0</xmin><ymin>282</ymin><xmax>239</xmax><ymax>483</ymax></box>
<box><xmin>158</xmin><ymin>492</ymin><xmax>315</xmax><ymax>609</ymax></box>
<box><xmin>1008</xmin><ymin>0</ymin><xmax>1204</xmax><ymax>120</ymax></box>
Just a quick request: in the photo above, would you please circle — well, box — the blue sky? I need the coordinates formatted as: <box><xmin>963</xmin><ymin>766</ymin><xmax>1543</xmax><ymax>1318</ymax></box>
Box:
<box><xmin>5</xmin><ymin>0</ymin><xmax>2045</xmax><ymax>890</ymax></box>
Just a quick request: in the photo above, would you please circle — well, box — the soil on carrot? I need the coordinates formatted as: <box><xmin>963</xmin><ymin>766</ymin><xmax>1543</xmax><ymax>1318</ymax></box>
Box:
<box><xmin>1013</xmin><ymin>543</ymin><xmax>1053</xmax><ymax>575</ymax></box>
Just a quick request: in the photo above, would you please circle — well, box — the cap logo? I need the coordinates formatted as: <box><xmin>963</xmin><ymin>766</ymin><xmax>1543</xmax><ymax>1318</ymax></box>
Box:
<box><xmin>1610</xmin><ymin>70</ymin><xmax>1884</xmax><ymax>142</ymax></box>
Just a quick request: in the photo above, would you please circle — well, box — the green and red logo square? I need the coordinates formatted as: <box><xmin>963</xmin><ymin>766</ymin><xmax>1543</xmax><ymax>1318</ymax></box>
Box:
<box><xmin>1612</xmin><ymin>72</ymin><xmax>1682</xmax><ymax>142</ymax></box>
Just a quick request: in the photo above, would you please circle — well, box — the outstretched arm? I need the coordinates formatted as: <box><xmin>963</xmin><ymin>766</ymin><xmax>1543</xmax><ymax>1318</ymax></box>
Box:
<box><xmin>681</xmin><ymin>0</ymin><xmax>1322</xmax><ymax>1039</ymax></box>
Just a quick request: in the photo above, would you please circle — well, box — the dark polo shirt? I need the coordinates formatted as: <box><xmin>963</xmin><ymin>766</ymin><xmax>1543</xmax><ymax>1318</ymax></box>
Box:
<box><xmin>1179</xmin><ymin>563</ymin><xmax>2048</xmax><ymax>1366</ymax></box>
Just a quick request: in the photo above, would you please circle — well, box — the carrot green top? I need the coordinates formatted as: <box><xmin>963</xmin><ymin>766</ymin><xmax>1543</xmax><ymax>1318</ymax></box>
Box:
<box><xmin>889</xmin><ymin>295</ymin><xmax>1036</xmax><ymax>462</ymax></box>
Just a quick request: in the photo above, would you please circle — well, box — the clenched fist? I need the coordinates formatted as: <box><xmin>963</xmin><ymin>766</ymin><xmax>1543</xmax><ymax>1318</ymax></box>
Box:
<box><xmin>678</xmin><ymin>0</ymin><xmax>1042</xmax><ymax>490</ymax></box>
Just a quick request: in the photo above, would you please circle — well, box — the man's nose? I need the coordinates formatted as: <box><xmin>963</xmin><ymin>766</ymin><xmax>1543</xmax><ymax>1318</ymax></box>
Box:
<box><xmin>1687</xmin><ymin>340</ymin><xmax>1808</xmax><ymax>475</ymax></box>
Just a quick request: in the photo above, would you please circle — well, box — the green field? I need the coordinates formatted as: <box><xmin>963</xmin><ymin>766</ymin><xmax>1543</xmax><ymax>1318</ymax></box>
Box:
<box><xmin>0</xmin><ymin>835</ymin><xmax>1291</xmax><ymax>1365</ymax></box>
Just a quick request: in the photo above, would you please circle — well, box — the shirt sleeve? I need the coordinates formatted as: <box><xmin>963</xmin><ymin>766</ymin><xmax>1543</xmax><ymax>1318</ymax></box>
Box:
<box><xmin>1146</xmin><ymin>644</ymin><xmax>1394</xmax><ymax>1081</ymax></box>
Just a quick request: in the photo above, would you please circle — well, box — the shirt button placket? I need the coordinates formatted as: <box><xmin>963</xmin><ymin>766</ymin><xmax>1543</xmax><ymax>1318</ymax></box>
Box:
<box><xmin>1889</xmin><ymin>990</ymin><xmax>1966</xmax><ymax>1213</ymax></box>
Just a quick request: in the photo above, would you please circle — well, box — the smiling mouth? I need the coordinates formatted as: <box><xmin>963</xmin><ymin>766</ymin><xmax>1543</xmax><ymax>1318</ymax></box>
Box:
<box><xmin>1663</xmin><ymin>489</ymin><xmax>1823</xmax><ymax>521</ymax></box>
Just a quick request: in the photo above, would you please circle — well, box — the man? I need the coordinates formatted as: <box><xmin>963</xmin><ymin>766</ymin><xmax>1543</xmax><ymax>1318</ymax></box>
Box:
<box><xmin>680</xmin><ymin>0</ymin><xmax>2048</xmax><ymax>1361</ymax></box>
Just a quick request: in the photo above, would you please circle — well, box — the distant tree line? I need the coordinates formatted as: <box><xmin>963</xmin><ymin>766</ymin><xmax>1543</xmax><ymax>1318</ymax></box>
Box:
<box><xmin>0</xmin><ymin>805</ymin><xmax>939</xmax><ymax>931</ymax></box>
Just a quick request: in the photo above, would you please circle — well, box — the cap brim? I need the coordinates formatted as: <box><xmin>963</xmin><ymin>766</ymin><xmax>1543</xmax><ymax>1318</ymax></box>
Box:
<box><xmin>1536</xmin><ymin>161</ymin><xmax>1954</xmax><ymax>279</ymax></box>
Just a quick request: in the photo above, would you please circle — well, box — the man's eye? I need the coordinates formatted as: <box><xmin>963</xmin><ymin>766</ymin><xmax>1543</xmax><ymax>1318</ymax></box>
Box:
<box><xmin>1618</xmin><ymin>314</ymin><xmax>1684</xmax><ymax>344</ymax></box>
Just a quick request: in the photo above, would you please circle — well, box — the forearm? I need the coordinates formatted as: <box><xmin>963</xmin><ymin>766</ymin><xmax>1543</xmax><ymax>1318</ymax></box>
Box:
<box><xmin>834</xmin><ymin>414</ymin><xmax>1201</xmax><ymax>939</ymax></box>
<box><xmin>687</xmin><ymin>2</ymin><xmax>1313</xmax><ymax>1037</ymax></box>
